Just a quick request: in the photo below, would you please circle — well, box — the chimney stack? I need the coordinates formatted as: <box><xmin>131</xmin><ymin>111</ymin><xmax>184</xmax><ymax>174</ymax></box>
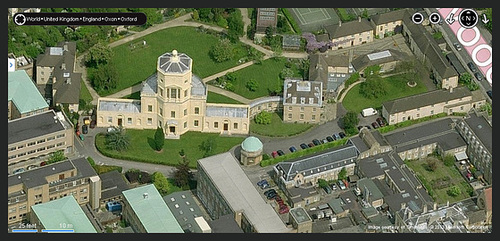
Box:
<box><xmin>401</xmin><ymin>202</ymin><xmax>406</xmax><ymax>210</ymax></box>
<box><xmin>433</xmin><ymin>202</ymin><xmax>438</xmax><ymax>211</ymax></box>
<box><xmin>339</xmin><ymin>20</ymin><xmax>342</xmax><ymax>27</ymax></box>
<box><xmin>423</xmin><ymin>204</ymin><xmax>428</xmax><ymax>214</ymax></box>
<box><xmin>359</xmin><ymin>16</ymin><xmax>362</xmax><ymax>22</ymax></box>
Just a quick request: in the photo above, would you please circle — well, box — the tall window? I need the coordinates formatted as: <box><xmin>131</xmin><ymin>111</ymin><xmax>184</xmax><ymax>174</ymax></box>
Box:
<box><xmin>214</xmin><ymin>122</ymin><xmax>219</xmax><ymax>128</ymax></box>
<box><xmin>159</xmin><ymin>107</ymin><xmax>163</xmax><ymax>116</ymax></box>
<box><xmin>171</xmin><ymin>111</ymin><xmax>176</xmax><ymax>118</ymax></box>
<box><xmin>184</xmin><ymin>109</ymin><xmax>187</xmax><ymax>116</ymax></box>
<box><xmin>194</xmin><ymin>107</ymin><xmax>200</xmax><ymax>114</ymax></box>
<box><xmin>234</xmin><ymin>123</ymin><xmax>238</xmax><ymax>129</ymax></box>
<box><xmin>171</xmin><ymin>89</ymin><xmax>177</xmax><ymax>98</ymax></box>
<box><xmin>194</xmin><ymin>120</ymin><xmax>199</xmax><ymax>127</ymax></box>
<box><xmin>148</xmin><ymin>105</ymin><xmax>153</xmax><ymax>112</ymax></box>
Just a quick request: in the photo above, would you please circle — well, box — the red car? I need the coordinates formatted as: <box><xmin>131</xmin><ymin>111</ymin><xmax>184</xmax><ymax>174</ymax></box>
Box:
<box><xmin>376</xmin><ymin>117</ymin><xmax>386</xmax><ymax>127</ymax></box>
<box><xmin>271</xmin><ymin>151</ymin><xmax>278</xmax><ymax>158</ymax></box>
<box><xmin>279</xmin><ymin>205</ymin><xmax>289</xmax><ymax>214</ymax></box>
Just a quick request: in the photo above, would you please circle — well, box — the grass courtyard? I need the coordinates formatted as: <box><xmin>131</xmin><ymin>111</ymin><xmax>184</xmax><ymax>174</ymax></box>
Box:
<box><xmin>249</xmin><ymin>111</ymin><xmax>314</xmax><ymax>137</ymax></box>
<box><xmin>224</xmin><ymin>57</ymin><xmax>303</xmax><ymax>100</ymax></box>
<box><xmin>342</xmin><ymin>73</ymin><xmax>428</xmax><ymax>114</ymax></box>
<box><xmin>95</xmin><ymin>130</ymin><xmax>245</xmax><ymax>168</ymax></box>
<box><xmin>405</xmin><ymin>157</ymin><xmax>474</xmax><ymax>204</ymax></box>
<box><xmin>206</xmin><ymin>91</ymin><xmax>243</xmax><ymax>104</ymax></box>
<box><xmin>103</xmin><ymin>26</ymin><xmax>250</xmax><ymax>96</ymax></box>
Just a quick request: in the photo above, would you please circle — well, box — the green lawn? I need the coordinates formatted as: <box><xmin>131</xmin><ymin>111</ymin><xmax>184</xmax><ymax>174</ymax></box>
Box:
<box><xmin>250</xmin><ymin>111</ymin><xmax>313</xmax><ymax>137</ymax></box>
<box><xmin>342</xmin><ymin>74</ymin><xmax>428</xmax><ymax>114</ymax></box>
<box><xmin>95</xmin><ymin>130</ymin><xmax>245</xmax><ymax>168</ymax></box>
<box><xmin>228</xmin><ymin>57</ymin><xmax>302</xmax><ymax>100</ymax></box>
<box><xmin>102</xmin><ymin>26</ymin><xmax>250</xmax><ymax>96</ymax></box>
<box><xmin>206</xmin><ymin>91</ymin><xmax>242</xmax><ymax>104</ymax></box>
<box><xmin>79</xmin><ymin>80</ymin><xmax>94</xmax><ymax>103</ymax></box>
<box><xmin>405</xmin><ymin>157</ymin><xmax>473</xmax><ymax>204</ymax></box>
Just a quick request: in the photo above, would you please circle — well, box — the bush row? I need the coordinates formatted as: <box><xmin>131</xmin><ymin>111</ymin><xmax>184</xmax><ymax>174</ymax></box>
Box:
<box><xmin>280</xmin><ymin>8</ymin><xmax>302</xmax><ymax>34</ymax></box>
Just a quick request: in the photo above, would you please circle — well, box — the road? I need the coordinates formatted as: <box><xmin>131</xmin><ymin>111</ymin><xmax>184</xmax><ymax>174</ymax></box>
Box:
<box><xmin>71</xmin><ymin>126</ymin><xmax>182</xmax><ymax>178</ymax></box>
<box><xmin>429</xmin><ymin>8</ymin><xmax>492</xmax><ymax>101</ymax></box>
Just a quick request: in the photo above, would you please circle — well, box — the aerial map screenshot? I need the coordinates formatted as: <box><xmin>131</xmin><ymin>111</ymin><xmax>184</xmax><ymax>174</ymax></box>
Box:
<box><xmin>7</xmin><ymin>7</ymin><xmax>492</xmax><ymax>234</ymax></box>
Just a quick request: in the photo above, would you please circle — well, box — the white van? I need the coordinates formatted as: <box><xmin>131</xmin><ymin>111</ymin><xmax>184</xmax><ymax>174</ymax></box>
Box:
<box><xmin>362</xmin><ymin>108</ymin><xmax>377</xmax><ymax>117</ymax></box>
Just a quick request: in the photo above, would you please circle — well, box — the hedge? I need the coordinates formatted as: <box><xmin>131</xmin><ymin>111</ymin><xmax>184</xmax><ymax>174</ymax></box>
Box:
<box><xmin>378</xmin><ymin>113</ymin><xmax>448</xmax><ymax>134</ymax></box>
<box><xmin>280</xmin><ymin>8</ymin><xmax>302</xmax><ymax>34</ymax></box>
<box><xmin>260</xmin><ymin>138</ymin><xmax>349</xmax><ymax>167</ymax></box>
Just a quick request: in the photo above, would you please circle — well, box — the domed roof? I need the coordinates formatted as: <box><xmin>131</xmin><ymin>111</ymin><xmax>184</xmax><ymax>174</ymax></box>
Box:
<box><xmin>241</xmin><ymin>136</ymin><xmax>263</xmax><ymax>152</ymax></box>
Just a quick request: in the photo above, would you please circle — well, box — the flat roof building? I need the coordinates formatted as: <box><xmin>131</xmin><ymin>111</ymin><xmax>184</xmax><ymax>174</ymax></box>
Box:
<box><xmin>30</xmin><ymin>195</ymin><xmax>97</xmax><ymax>233</ymax></box>
<box><xmin>122</xmin><ymin>184</ymin><xmax>183</xmax><ymax>233</ymax></box>
<box><xmin>8</xmin><ymin>70</ymin><xmax>49</xmax><ymax>120</ymax></box>
<box><xmin>197</xmin><ymin>152</ymin><xmax>291</xmax><ymax>233</ymax></box>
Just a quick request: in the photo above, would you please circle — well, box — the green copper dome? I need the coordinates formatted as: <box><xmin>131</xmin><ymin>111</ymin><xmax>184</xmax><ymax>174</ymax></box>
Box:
<box><xmin>241</xmin><ymin>136</ymin><xmax>263</xmax><ymax>152</ymax></box>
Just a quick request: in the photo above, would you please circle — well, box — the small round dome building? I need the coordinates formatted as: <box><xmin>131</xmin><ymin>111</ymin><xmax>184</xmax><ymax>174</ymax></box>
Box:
<box><xmin>240</xmin><ymin>136</ymin><xmax>263</xmax><ymax>166</ymax></box>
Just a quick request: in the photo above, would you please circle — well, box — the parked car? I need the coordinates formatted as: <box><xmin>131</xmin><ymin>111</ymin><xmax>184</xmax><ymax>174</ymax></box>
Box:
<box><xmin>486</xmin><ymin>90</ymin><xmax>492</xmax><ymax>99</ymax></box>
<box><xmin>371</xmin><ymin>122</ymin><xmax>380</xmax><ymax>129</ymax></box>
<box><xmin>264</xmin><ymin>189</ymin><xmax>276</xmax><ymax>196</ymax></box>
<box><xmin>300</xmin><ymin>143</ymin><xmax>308</xmax><ymax>150</ymax></box>
<box><xmin>376</xmin><ymin>117</ymin><xmax>386</xmax><ymax>127</ymax></box>
<box><xmin>257</xmin><ymin>180</ymin><xmax>269</xmax><ymax>189</ymax></box>
<box><xmin>326</xmin><ymin>136</ymin><xmax>334</xmax><ymax>142</ymax></box>
<box><xmin>90</xmin><ymin>120</ymin><xmax>96</xmax><ymax>129</ymax></box>
<box><xmin>334</xmin><ymin>133</ymin><xmax>341</xmax><ymax>140</ymax></box>
<box><xmin>331</xmin><ymin>134</ymin><xmax>337</xmax><ymax>141</ymax></box>
<box><xmin>338</xmin><ymin>132</ymin><xmax>346</xmax><ymax>139</ymax></box>
<box><xmin>468</xmin><ymin>62</ymin><xmax>478</xmax><ymax>72</ymax></box>
<box><xmin>337</xmin><ymin>180</ymin><xmax>346</xmax><ymax>190</ymax></box>
<box><xmin>82</xmin><ymin>124</ymin><xmax>89</xmax><ymax>134</ymax></box>
<box><xmin>289</xmin><ymin>146</ymin><xmax>297</xmax><ymax>153</ymax></box>
<box><xmin>13</xmin><ymin>168</ymin><xmax>25</xmax><ymax>175</ymax></box>
<box><xmin>83</xmin><ymin>117</ymin><xmax>91</xmax><ymax>125</ymax></box>
<box><xmin>331</xmin><ymin>183</ymin><xmax>337</xmax><ymax>191</ymax></box>
<box><xmin>323</xmin><ymin>186</ymin><xmax>332</xmax><ymax>194</ymax></box>
<box><xmin>365</xmin><ymin>125</ymin><xmax>372</xmax><ymax>130</ymax></box>
<box><xmin>322</xmin><ymin>139</ymin><xmax>328</xmax><ymax>144</ymax></box>
<box><xmin>474</xmin><ymin>72</ymin><xmax>483</xmax><ymax>81</ymax></box>
<box><xmin>312</xmin><ymin>139</ymin><xmax>321</xmax><ymax>146</ymax></box>
<box><xmin>308</xmin><ymin>143</ymin><xmax>315</xmax><ymax>148</ymax></box>
<box><xmin>277</xmin><ymin>150</ymin><xmax>285</xmax><ymax>156</ymax></box>
<box><xmin>27</xmin><ymin>165</ymin><xmax>38</xmax><ymax>170</ymax></box>
<box><xmin>267</xmin><ymin>192</ymin><xmax>278</xmax><ymax>199</ymax></box>
<box><xmin>453</xmin><ymin>42</ymin><xmax>462</xmax><ymax>51</ymax></box>
<box><xmin>279</xmin><ymin>205</ymin><xmax>289</xmax><ymax>214</ymax></box>
<box><xmin>271</xmin><ymin>151</ymin><xmax>278</xmax><ymax>158</ymax></box>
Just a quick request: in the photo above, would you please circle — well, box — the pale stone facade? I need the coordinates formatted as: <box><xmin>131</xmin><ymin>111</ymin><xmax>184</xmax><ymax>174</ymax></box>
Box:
<box><xmin>96</xmin><ymin>50</ymin><xmax>250</xmax><ymax>138</ymax></box>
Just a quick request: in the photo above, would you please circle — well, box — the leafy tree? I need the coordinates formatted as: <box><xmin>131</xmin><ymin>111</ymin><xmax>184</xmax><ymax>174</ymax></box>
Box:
<box><xmin>85</xmin><ymin>42</ymin><xmax>114</xmax><ymax>68</ymax></box>
<box><xmin>361</xmin><ymin>8</ymin><xmax>369</xmax><ymax>19</ymax></box>
<box><xmin>154</xmin><ymin>127</ymin><xmax>165</xmax><ymax>151</ymax></box>
<box><xmin>47</xmin><ymin>150</ymin><xmax>66</xmax><ymax>165</ymax></box>
<box><xmin>246</xmin><ymin>79</ymin><xmax>259</xmax><ymax>92</ymax></box>
<box><xmin>443</xmin><ymin>154</ymin><xmax>455</xmax><ymax>167</ymax></box>
<box><xmin>200</xmin><ymin>138</ymin><xmax>217</xmax><ymax>157</ymax></box>
<box><xmin>227</xmin><ymin>9</ymin><xmax>244</xmax><ymax>42</ymax></box>
<box><xmin>173</xmin><ymin>157</ymin><xmax>194</xmax><ymax>188</ymax></box>
<box><xmin>179</xmin><ymin>149</ymin><xmax>185</xmax><ymax>157</ymax></box>
<box><xmin>90</xmin><ymin>62</ymin><xmax>119</xmax><ymax>92</ymax></box>
<box><xmin>479</xmin><ymin>103</ymin><xmax>492</xmax><ymax>116</ymax></box>
<box><xmin>254</xmin><ymin>111</ymin><xmax>272</xmax><ymax>125</ymax></box>
<box><xmin>209</xmin><ymin>38</ymin><xmax>234</xmax><ymax>62</ymax></box>
<box><xmin>359</xmin><ymin>75</ymin><xmax>388</xmax><ymax>99</ymax></box>
<box><xmin>338</xmin><ymin>167</ymin><xmax>347</xmax><ymax>181</ymax></box>
<box><xmin>152</xmin><ymin>172</ymin><xmax>171</xmax><ymax>196</ymax></box>
<box><xmin>317</xmin><ymin>179</ymin><xmax>329</xmax><ymax>188</ymax></box>
<box><xmin>447</xmin><ymin>186</ymin><xmax>461</xmax><ymax>197</ymax></box>
<box><xmin>459</xmin><ymin>73</ymin><xmax>472</xmax><ymax>84</ymax></box>
<box><xmin>279</xmin><ymin>67</ymin><xmax>294</xmax><ymax>80</ymax></box>
<box><xmin>105</xmin><ymin>126</ymin><xmax>130</xmax><ymax>152</ymax></box>
<box><xmin>342</xmin><ymin>111</ymin><xmax>359</xmax><ymax>131</ymax></box>
<box><xmin>425</xmin><ymin>158</ymin><xmax>438</xmax><ymax>172</ymax></box>
<box><xmin>191</xmin><ymin>9</ymin><xmax>199</xmax><ymax>20</ymax></box>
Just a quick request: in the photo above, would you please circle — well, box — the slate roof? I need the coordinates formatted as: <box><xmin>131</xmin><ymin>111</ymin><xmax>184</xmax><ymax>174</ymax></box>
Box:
<box><xmin>325</xmin><ymin>18</ymin><xmax>374</xmax><ymax>39</ymax></box>
<box><xmin>403</xmin><ymin>10</ymin><xmax>457</xmax><ymax>79</ymax></box>
<box><xmin>383</xmin><ymin>118</ymin><xmax>455</xmax><ymax>147</ymax></box>
<box><xmin>99</xmin><ymin>170</ymin><xmax>129</xmax><ymax>201</ymax></box>
<box><xmin>464</xmin><ymin>111</ymin><xmax>492</xmax><ymax>154</ymax></box>
<box><xmin>382</xmin><ymin>86</ymin><xmax>472</xmax><ymax>114</ymax></box>
<box><xmin>370</xmin><ymin>9</ymin><xmax>407</xmax><ymax>25</ymax></box>
<box><xmin>8</xmin><ymin>158</ymin><xmax>98</xmax><ymax>189</ymax></box>
<box><xmin>283</xmin><ymin>79</ymin><xmax>322</xmax><ymax>106</ymax></box>
<box><xmin>275</xmin><ymin>144</ymin><xmax>358</xmax><ymax>182</ymax></box>
<box><xmin>8</xmin><ymin>110</ymin><xmax>67</xmax><ymax>145</ymax></box>
<box><xmin>351</xmin><ymin>49</ymin><xmax>408</xmax><ymax>72</ymax></box>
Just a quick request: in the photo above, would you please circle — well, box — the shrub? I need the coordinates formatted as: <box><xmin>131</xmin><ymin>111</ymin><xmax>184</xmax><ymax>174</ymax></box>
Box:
<box><xmin>447</xmin><ymin>186</ymin><xmax>461</xmax><ymax>197</ymax></box>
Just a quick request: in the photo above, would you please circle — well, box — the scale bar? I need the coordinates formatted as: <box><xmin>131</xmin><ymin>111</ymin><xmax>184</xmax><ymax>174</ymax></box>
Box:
<box><xmin>12</xmin><ymin>229</ymin><xmax>38</xmax><ymax>233</ymax></box>
<box><xmin>42</xmin><ymin>229</ymin><xmax>74</xmax><ymax>233</ymax></box>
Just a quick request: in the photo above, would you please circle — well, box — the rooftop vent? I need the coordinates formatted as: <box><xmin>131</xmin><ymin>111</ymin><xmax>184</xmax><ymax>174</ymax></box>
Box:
<box><xmin>143</xmin><ymin>193</ymin><xmax>148</xmax><ymax>199</ymax></box>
